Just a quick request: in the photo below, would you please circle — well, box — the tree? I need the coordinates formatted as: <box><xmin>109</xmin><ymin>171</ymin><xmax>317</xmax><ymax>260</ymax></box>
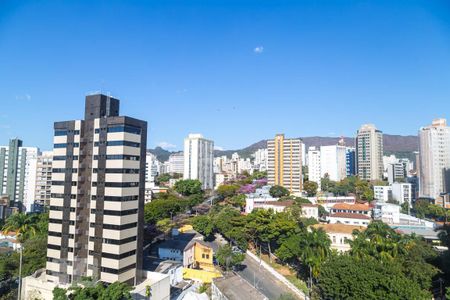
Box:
<box><xmin>251</xmin><ymin>171</ymin><xmax>267</xmax><ymax>180</ymax></box>
<box><xmin>227</xmin><ymin>194</ymin><xmax>246</xmax><ymax>210</ymax></box>
<box><xmin>53</xmin><ymin>281</ymin><xmax>132</xmax><ymax>300</ymax></box>
<box><xmin>156</xmin><ymin>218</ymin><xmax>172</xmax><ymax>235</ymax></box>
<box><xmin>299</xmin><ymin>228</ymin><xmax>331</xmax><ymax>279</ymax></box>
<box><xmin>215</xmin><ymin>244</ymin><xmax>245</xmax><ymax>271</ymax></box>
<box><xmin>174</xmin><ymin>179</ymin><xmax>202</xmax><ymax>196</ymax></box>
<box><xmin>155</xmin><ymin>173</ymin><xmax>171</xmax><ymax>185</ymax></box>
<box><xmin>269</xmin><ymin>185</ymin><xmax>289</xmax><ymax>198</ymax></box>
<box><xmin>99</xmin><ymin>282</ymin><xmax>132</xmax><ymax>300</ymax></box>
<box><xmin>303</xmin><ymin>181</ymin><xmax>318</xmax><ymax>197</ymax></box>
<box><xmin>192</xmin><ymin>215</ymin><xmax>215</xmax><ymax>238</ymax></box>
<box><xmin>53</xmin><ymin>287</ymin><xmax>68</xmax><ymax>300</ymax></box>
<box><xmin>216</xmin><ymin>184</ymin><xmax>240</xmax><ymax>199</ymax></box>
<box><xmin>317</xmin><ymin>255</ymin><xmax>431</xmax><ymax>300</ymax></box>
<box><xmin>2</xmin><ymin>213</ymin><xmax>39</xmax><ymax>242</ymax></box>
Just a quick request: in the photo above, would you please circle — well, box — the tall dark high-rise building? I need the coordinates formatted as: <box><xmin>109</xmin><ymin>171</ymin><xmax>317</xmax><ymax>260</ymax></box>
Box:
<box><xmin>46</xmin><ymin>94</ymin><xmax>147</xmax><ymax>285</ymax></box>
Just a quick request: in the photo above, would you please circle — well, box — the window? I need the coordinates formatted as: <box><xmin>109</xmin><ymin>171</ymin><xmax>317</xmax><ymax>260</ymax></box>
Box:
<box><xmin>94</xmin><ymin>155</ymin><xmax>139</xmax><ymax>161</ymax></box>
<box><xmin>89</xmin><ymin>250</ymin><xmax>136</xmax><ymax>260</ymax></box>
<box><xmin>91</xmin><ymin>208</ymin><xmax>138</xmax><ymax>216</ymax></box>
<box><xmin>54</xmin><ymin>130</ymin><xmax>68</xmax><ymax>136</ymax></box>
<box><xmin>107</xmin><ymin>125</ymin><xmax>141</xmax><ymax>135</ymax></box>
<box><xmin>90</xmin><ymin>222</ymin><xmax>137</xmax><ymax>230</ymax></box>
<box><xmin>101</xmin><ymin>263</ymin><xmax>136</xmax><ymax>275</ymax></box>
<box><xmin>89</xmin><ymin>236</ymin><xmax>136</xmax><ymax>245</ymax></box>
<box><xmin>93</xmin><ymin>168</ymin><xmax>140</xmax><ymax>174</ymax></box>
<box><xmin>94</xmin><ymin>141</ymin><xmax>140</xmax><ymax>147</ymax></box>
<box><xmin>92</xmin><ymin>182</ymin><xmax>139</xmax><ymax>188</ymax></box>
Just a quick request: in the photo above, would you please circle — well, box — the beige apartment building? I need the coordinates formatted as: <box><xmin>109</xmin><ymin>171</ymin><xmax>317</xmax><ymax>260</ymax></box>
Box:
<box><xmin>267</xmin><ymin>134</ymin><xmax>303</xmax><ymax>194</ymax></box>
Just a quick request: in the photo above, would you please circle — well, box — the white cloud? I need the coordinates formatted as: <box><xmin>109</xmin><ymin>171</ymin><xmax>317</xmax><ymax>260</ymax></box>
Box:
<box><xmin>214</xmin><ymin>146</ymin><xmax>224</xmax><ymax>151</ymax></box>
<box><xmin>15</xmin><ymin>94</ymin><xmax>31</xmax><ymax>101</ymax></box>
<box><xmin>254</xmin><ymin>46</ymin><xmax>264</xmax><ymax>54</ymax></box>
<box><xmin>157</xmin><ymin>141</ymin><xmax>177</xmax><ymax>149</ymax></box>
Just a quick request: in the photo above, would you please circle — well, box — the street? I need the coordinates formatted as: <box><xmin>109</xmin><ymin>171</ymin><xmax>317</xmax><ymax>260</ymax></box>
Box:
<box><xmin>211</xmin><ymin>234</ymin><xmax>300</xmax><ymax>300</ymax></box>
<box><xmin>236</xmin><ymin>254</ymin><xmax>301</xmax><ymax>300</ymax></box>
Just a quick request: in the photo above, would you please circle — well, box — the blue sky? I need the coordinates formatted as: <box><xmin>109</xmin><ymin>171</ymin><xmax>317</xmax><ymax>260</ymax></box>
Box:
<box><xmin>0</xmin><ymin>0</ymin><xmax>450</xmax><ymax>151</ymax></box>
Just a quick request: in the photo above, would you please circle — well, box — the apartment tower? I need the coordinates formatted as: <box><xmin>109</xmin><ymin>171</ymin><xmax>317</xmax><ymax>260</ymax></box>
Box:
<box><xmin>355</xmin><ymin>124</ymin><xmax>384</xmax><ymax>181</ymax></box>
<box><xmin>267</xmin><ymin>134</ymin><xmax>303</xmax><ymax>193</ymax></box>
<box><xmin>419</xmin><ymin>118</ymin><xmax>450</xmax><ymax>205</ymax></box>
<box><xmin>0</xmin><ymin>138</ymin><xmax>38</xmax><ymax>212</ymax></box>
<box><xmin>46</xmin><ymin>94</ymin><xmax>147</xmax><ymax>286</ymax></box>
<box><xmin>183</xmin><ymin>134</ymin><xmax>214</xmax><ymax>190</ymax></box>
<box><xmin>35</xmin><ymin>151</ymin><xmax>53</xmax><ymax>209</ymax></box>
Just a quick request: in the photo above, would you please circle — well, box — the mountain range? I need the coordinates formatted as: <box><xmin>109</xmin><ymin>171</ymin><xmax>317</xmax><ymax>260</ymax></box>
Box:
<box><xmin>149</xmin><ymin>134</ymin><xmax>419</xmax><ymax>162</ymax></box>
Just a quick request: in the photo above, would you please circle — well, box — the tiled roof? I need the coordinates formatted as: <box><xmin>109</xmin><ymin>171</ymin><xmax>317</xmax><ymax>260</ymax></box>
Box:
<box><xmin>329</xmin><ymin>212</ymin><xmax>371</xmax><ymax>220</ymax></box>
<box><xmin>331</xmin><ymin>203</ymin><xmax>371</xmax><ymax>211</ymax></box>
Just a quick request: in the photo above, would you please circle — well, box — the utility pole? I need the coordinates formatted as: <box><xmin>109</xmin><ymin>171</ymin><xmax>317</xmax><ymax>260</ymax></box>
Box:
<box><xmin>18</xmin><ymin>245</ymin><xmax>23</xmax><ymax>300</ymax></box>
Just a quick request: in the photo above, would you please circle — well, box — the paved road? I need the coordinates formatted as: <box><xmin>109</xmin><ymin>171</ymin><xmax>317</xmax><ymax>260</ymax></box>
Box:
<box><xmin>236</xmin><ymin>254</ymin><xmax>299</xmax><ymax>300</ymax></box>
<box><xmin>211</xmin><ymin>234</ymin><xmax>299</xmax><ymax>300</ymax></box>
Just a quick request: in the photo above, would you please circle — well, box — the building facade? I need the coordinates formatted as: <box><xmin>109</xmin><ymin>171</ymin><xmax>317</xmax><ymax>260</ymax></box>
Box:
<box><xmin>168</xmin><ymin>152</ymin><xmax>184</xmax><ymax>175</ymax></box>
<box><xmin>419</xmin><ymin>119</ymin><xmax>450</xmax><ymax>204</ymax></box>
<box><xmin>307</xmin><ymin>146</ymin><xmax>321</xmax><ymax>189</ymax></box>
<box><xmin>320</xmin><ymin>145</ymin><xmax>347</xmax><ymax>182</ymax></box>
<box><xmin>346</xmin><ymin>147</ymin><xmax>356</xmax><ymax>177</ymax></box>
<box><xmin>267</xmin><ymin>134</ymin><xmax>303</xmax><ymax>194</ymax></box>
<box><xmin>46</xmin><ymin>94</ymin><xmax>147</xmax><ymax>286</ymax></box>
<box><xmin>34</xmin><ymin>151</ymin><xmax>53</xmax><ymax>209</ymax></box>
<box><xmin>0</xmin><ymin>139</ymin><xmax>38</xmax><ymax>212</ymax></box>
<box><xmin>183</xmin><ymin>134</ymin><xmax>214</xmax><ymax>190</ymax></box>
<box><xmin>355</xmin><ymin>124</ymin><xmax>383</xmax><ymax>181</ymax></box>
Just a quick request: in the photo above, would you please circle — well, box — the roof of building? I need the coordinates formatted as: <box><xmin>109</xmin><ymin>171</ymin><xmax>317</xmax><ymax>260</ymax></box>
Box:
<box><xmin>213</xmin><ymin>274</ymin><xmax>267</xmax><ymax>300</ymax></box>
<box><xmin>154</xmin><ymin>260</ymin><xmax>182</xmax><ymax>274</ymax></box>
<box><xmin>329</xmin><ymin>212</ymin><xmax>372</xmax><ymax>220</ymax></box>
<box><xmin>300</xmin><ymin>203</ymin><xmax>319</xmax><ymax>208</ymax></box>
<box><xmin>267</xmin><ymin>200</ymin><xmax>294</xmax><ymax>207</ymax></box>
<box><xmin>158</xmin><ymin>232</ymin><xmax>200</xmax><ymax>252</ymax></box>
<box><xmin>312</xmin><ymin>223</ymin><xmax>366</xmax><ymax>234</ymax></box>
<box><xmin>331</xmin><ymin>203</ymin><xmax>371</xmax><ymax>211</ymax></box>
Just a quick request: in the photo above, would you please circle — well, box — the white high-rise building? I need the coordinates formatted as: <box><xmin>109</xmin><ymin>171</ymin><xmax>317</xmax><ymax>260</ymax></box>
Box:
<box><xmin>419</xmin><ymin>118</ymin><xmax>450</xmax><ymax>204</ymax></box>
<box><xmin>184</xmin><ymin>134</ymin><xmax>214</xmax><ymax>190</ymax></box>
<box><xmin>392</xmin><ymin>182</ymin><xmax>412</xmax><ymax>206</ymax></box>
<box><xmin>35</xmin><ymin>150</ymin><xmax>53</xmax><ymax>208</ymax></box>
<box><xmin>0</xmin><ymin>139</ymin><xmax>38</xmax><ymax>212</ymax></box>
<box><xmin>307</xmin><ymin>146</ymin><xmax>321</xmax><ymax>189</ymax></box>
<box><xmin>356</xmin><ymin>124</ymin><xmax>384</xmax><ymax>181</ymax></box>
<box><xmin>252</xmin><ymin>148</ymin><xmax>268</xmax><ymax>172</ymax></box>
<box><xmin>320</xmin><ymin>145</ymin><xmax>347</xmax><ymax>182</ymax></box>
<box><xmin>168</xmin><ymin>152</ymin><xmax>184</xmax><ymax>175</ymax></box>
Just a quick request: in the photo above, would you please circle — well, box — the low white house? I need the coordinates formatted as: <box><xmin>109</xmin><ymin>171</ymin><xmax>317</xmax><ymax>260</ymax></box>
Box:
<box><xmin>312</xmin><ymin>223</ymin><xmax>365</xmax><ymax>252</ymax></box>
<box><xmin>327</xmin><ymin>213</ymin><xmax>371</xmax><ymax>227</ymax></box>
<box><xmin>245</xmin><ymin>198</ymin><xmax>319</xmax><ymax>220</ymax></box>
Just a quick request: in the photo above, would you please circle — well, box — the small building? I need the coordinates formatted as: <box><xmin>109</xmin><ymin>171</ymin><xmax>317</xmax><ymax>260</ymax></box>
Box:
<box><xmin>154</xmin><ymin>260</ymin><xmax>184</xmax><ymax>287</ymax></box>
<box><xmin>184</xmin><ymin>241</ymin><xmax>215</xmax><ymax>272</ymax></box>
<box><xmin>158</xmin><ymin>232</ymin><xmax>200</xmax><ymax>262</ymax></box>
<box><xmin>245</xmin><ymin>199</ymin><xmax>319</xmax><ymax>220</ymax></box>
<box><xmin>212</xmin><ymin>274</ymin><xmax>268</xmax><ymax>300</ymax></box>
<box><xmin>327</xmin><ymin>212</ymin><xmax>371</xmax><ymax>227</ymax></box>
<box><xmin>0</xmin><ymin>231</ymin><xmax>20</xmax><ymax>251</ymax></box>
<box><xmin>330</xmin><ymin>203</ymin><xmax>371</xmax><ymax>216</ymax></box>
<box><xmin>312</xmin><ymin>223</ymin><xmax>365</xmax><ymax>252</ymax></box>
<box><xmin>131</xmin><ymin>271</ymin><xmax>171</xmax><ymax>300</ymax></box>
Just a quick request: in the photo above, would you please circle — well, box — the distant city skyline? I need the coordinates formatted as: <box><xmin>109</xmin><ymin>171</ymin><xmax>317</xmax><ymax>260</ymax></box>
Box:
<box><xmin>1</xmin><ymin>1</ymin><xmax>450</xmax><ymax>151</ymax></box>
